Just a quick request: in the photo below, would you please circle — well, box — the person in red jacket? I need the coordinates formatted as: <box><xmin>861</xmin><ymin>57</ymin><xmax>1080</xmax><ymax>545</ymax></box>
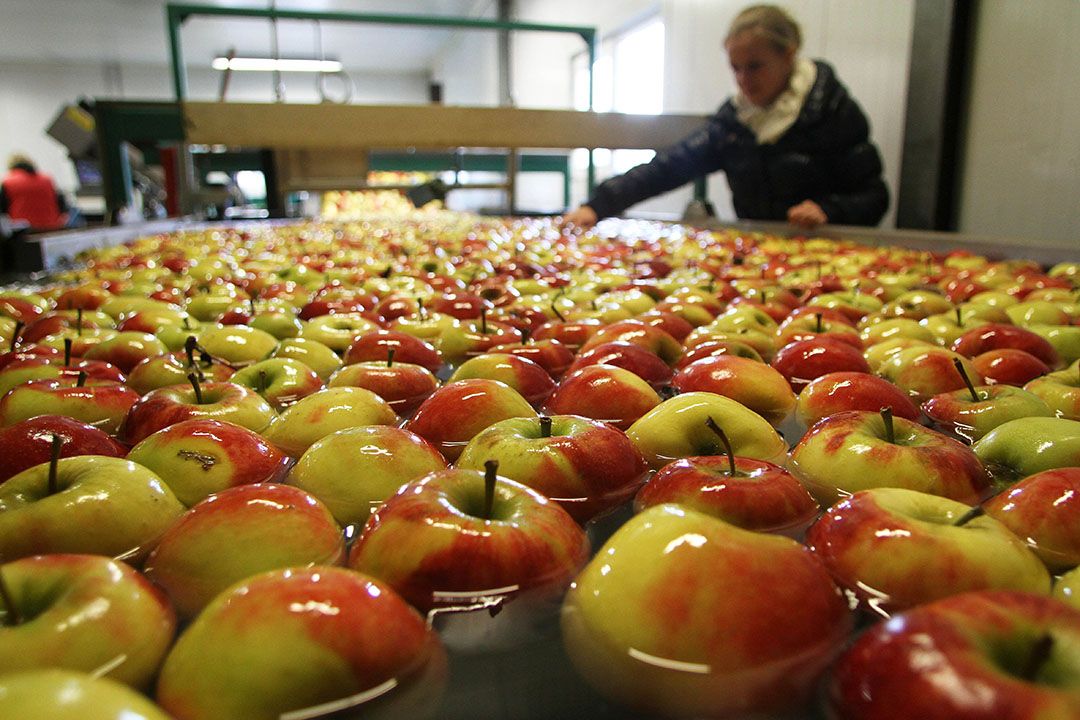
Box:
<box><xmin>1</xmin><ymin>154</ymin><xmax>68</xmax><ymax>230</ymax></box>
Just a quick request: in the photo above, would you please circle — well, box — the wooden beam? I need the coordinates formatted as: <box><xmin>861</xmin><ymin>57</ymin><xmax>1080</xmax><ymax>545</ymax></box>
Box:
<box><xmin>183</xmin><ymin>103</ymin><xmax>705</xmax><ymax>151</ymax></box>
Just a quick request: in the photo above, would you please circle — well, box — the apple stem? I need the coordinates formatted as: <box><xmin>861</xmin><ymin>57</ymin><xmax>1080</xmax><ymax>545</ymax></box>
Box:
<box><xmin>481</xmin><ymin>309</ymin><xmax>488</xmax><ymax>335</ymax></box>
<box><xmin>814</xmin><ymin>312</ymin><xmax>823</xmax><ymax>333</ymax></box>
<box><xmin>1021</xmin><ymin>633</ymin><xmax>1055</xmax><ymax>682</ymax></box>
<box><xmin>550</xmin><ymin>302</ymin><xmax>565</xmax><ymax>323</ymax></box>
<box><xmin>953</xmin><ymin>357</ymin><xmax>980</xmax><ymax>402</ymax></box>
<box><xmin>182</xmin><ymin>317</ymin><xmax>191</xmax><ymax>331</ymax></box>
<box><xmin>417</xmin><ymin>297</ymin><xmax>426</xmax><ymax>320</ymax></box>
<box><xmin>0</xmin><ymin>568</ymin><xmax>21</xmax><ymax>627</ymax></box>
<box><xmin>64</xmin><ymin>337</ymin><xmax>72</xmax><ymax>367</ymax></box>
<box><xmin>760</xmin><ymin>290</ymin><xmax>767</xmax><ymax>305</ymax></box>
<box><xmin>955</xmin><ymin>307</ymin><xmax>963</xmax><ymax>327</ymax></box>
<box><xmin>185</xmin><ymin>335</ymin><xmax>198</xmax><ymax>367</ymax></box>
<box><xmin>188</xmin><ymin>372</ymin><xmax>204</xmax><ymax>404</ymax></box>
<box><xmin>483</xmin><ymin>459</ymin><xmax>499</xmax><ymax>521</ymax></box>
<box><xmin>520</xmin><ymin>327</ymin><xmax>532</xmax><ymax>343</ymax></box>
<box><xmin>249</xmin><ymin>298</ymin><xmax>256</xmax><ymax>315</ymax></box>
<box><xmin>10</xmin><ymin>321</ymin><xmax>23</xmax><ymax>350</ymax></box>
<box><xmin>48</xmin><ymin>433</ymin><xmax>63</xmax><ymax>496</ymax></box>
<box><xmin>880</xmin><ymin>406</ymin><xmax>895</xmax><ymax>444</ymax></box>
<box><xmin>257</xmin><ymin>369</ymin><xmax>268</xmax><ymax>394</ymax></box>
<box><xmin>704</xmin><ymin>415</ymin><xmax>737</xmax><ymax>476</ymax></box>
<box><xmin>76</xmin><ymin>308</ymin><xmax>83</xmax><ymax>337</ymax></box>
<box><xmin>387</xmin><ymin>348</ymin><xmax>395</xmax><ymax>367</ymax></box>
<box><xmin>539</xmin><ymin>415</ymin><xmax>552</xmax><ymax>438</ymax></box>
<box><xmin>76</xmin><ymin>370</ymin><xmax>87</xmax><ymax>388</ymax></box>
<box><xmin>953</xmin><ymin>504</ymin><xmax>984</xmax><ymax>527</ymax></box>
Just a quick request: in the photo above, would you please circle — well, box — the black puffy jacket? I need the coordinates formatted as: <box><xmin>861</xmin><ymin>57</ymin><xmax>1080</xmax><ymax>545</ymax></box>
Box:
<box><xmin>586</xmin><ymin>60</ymin><xmax>889</xmax><ymax>227</ymax></box>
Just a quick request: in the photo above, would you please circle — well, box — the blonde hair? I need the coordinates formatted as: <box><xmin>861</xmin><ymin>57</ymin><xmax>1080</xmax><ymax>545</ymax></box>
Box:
<box><xmin>8</xmin><ymin>153</ymin><xmax>34</xmax><ymax>171</ymax></box>
<box><xmin>726</xmin><ymin>5</ymin><xmax>802</xmax><ymax>54</ymax></box>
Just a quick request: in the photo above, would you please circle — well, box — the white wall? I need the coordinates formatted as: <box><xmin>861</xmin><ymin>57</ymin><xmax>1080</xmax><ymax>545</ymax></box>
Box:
<box><xmin>958</xmin><ymin>1</ymin><xmax>1080</xmax><ymax>245</ymax></box>
<box><xmin>514</xmin><ymin>0</ymin><xmax>914</xmax><ymax>225</ymax></box>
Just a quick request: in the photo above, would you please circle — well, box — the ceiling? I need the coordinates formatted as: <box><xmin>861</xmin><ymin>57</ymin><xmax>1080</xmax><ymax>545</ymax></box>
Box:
<box><xmin>0</xmin><ymin>0</ymin><xmax>493</xmax><ymax>72</ymax></box>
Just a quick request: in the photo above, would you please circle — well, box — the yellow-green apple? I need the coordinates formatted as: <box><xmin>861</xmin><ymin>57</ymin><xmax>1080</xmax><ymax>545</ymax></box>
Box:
<box><xmin>811</xmin><ymin>290</ymin><xmax>883</xmax><ymax>322</ymax></box>
<box><xmin>456</xmin><ymin>415</ymin><xmax>648</xmax><ymax>523</ymax></box>
<box><xmin>859</xmin><ymin>317</ymin><xmax>936</xmax><ymax>346</ymax></box>
<box><xmin>796</xmin><ymin>371</ymin><xmax>920</xmax><ymax>427</ymax></box>
<box><xmin>1056</xmin><ymin>566</ymin><xmax>1080</xmax><ymax>609</ymax></box>
<box><xmin>126</xmin><ymin>345</ymin><xmax>234</xmax><ymax>394</ymax></box>
<box><xmin>350</xmin><ymin>465</ymin><xmax>589</xmax><ymax>615</ymax></box>
<box><xmin>448</xmin><ymin>353</ymin><xmax>555</xmax><ymax>409</ymax></box>
<box><xmin>55</xmin><ymin>283</ymin><xmax>111</xmax><ymax>310</ymax></box>
<box><xmin>807</xmin><ymin>488</ymin><xmax>1049</xmax><ymax>615</ymax></box>
<box><xmin>184</xmin><ymin>293</ymin><xmax>242</xmax><ymax>323</ymax></box>
<box><xmin>0</xmin><ymin>415</ymin><xmax>125</xmax><ymax>483</ymax></box>
<box><xmin>389</xmin><ymin>310</ymin><xmax>459</xmax><ymax>344</ymax></box>
<box><xmin>287</xmin><ymin>425</ymin><xmax>447</xmax><ymax>527</ymax></box>
<box><xmin>708</xmin><ymin>304</ymin><xmax>779</xmax><ymax>336</ymax></box>
<box><xmin>673</xmin><ymin>355</ymin><xmax>796</xmax><ymax>427</ymax></box>
<box><xmin>1028</xmin><ymin>323</ymin><xmax>1080</xmax><ymax>366</ymax></box>
<box><xmin>862</xmin><ymin>337</ymin><xmax>935</xmax><ymax>372</ymax></box>
<box><xmin>685</xmin><ymin>325</ymin><xmax>778</xmax><ymax>362</ymax></box>
<box><xmin>126</xmin><ymin>419</ymin><xmax>290</xmax><ymax>507</ymax></box>
<box><xmin>973</xmin><ymin>416</ymin><xmax>1080</xmax><ymax>481</ymax></box>
<box><xmin>156</xmin><ymin>317</ymin><xmax>205</xmax><ymax>351</ymax></box>
<box><xmin>143</xmin><ymin>483</ymin><xmax>344</xmax><ymax>619</ymax></box>
<box><xmin>878</xmin><ymin>346</ymin><xmax>983</xmax><ymax>401</ymax></box>
<box><xmin>403</xmin><ymin>379</ymin><xmax>537</xmax><ymax>462</ymax></box>
<box><xmin>880</xmin><ymin>289</ymin><xmax>954</xmax><ymax>320</ymax></box>
<box><xmin>626</xmin><ymin>391</ymin><xmax>788</xmax><ymax>470</ymax></box>
<box><xmin>300</xmin><ymin>312</ymin><xmax>379</xmax><ymax>354</ymax></box>
<box><xmin>1006</xmin><ymin>299</ymin><xmax>1072</xmax><ymax>326</ymax></box>
<box><xmin>83</xmin><ymin>331</ymin><xmax>169</xmax><ymax>374</ymax></box>
<box><xmin>577</xmin><ymin>319</ymin><xmax>683</xmax><ymax>366</ymax></box>
<box><xmin>436</xmin><ymin>314</ymin><xmax>523</xmax><ymax>365</ymax></box>
<box><xmin>1025</xmin><ymin>366</ymin><xmax>1080</xmax><ymax>420</ymax></box>
<box><xmin>790</xmin><ymin>409</ymin><xmax>991</xmax><ymax>504</ymax></box>
<box><xmin>0</xmin><ymin>455</ymin><xmax>184</xmax><ymax>563</ymax></box>
<box><xmin>155</xmin><ymin>566</ymin><xmax>447</xmax><ymax>720</ymax></box>
<box><xmin>953</xmin><ymin>323</ymin><xmax>1062</xmax><ymax>368</ymax></box>
<box><xmin>922</xmin><ymin>378</ymin><xmax>1053</xmax><ymax>442</ymax></box>
<box><xmin>0</xmin><ymin>352</ymin><xmax>125</xmax><ymax>399</ymax></box>
<box><xmin>197</xmin><ymin>323</ymin><xmax>278</xmax><ymax>366</ymax></box>
<box><xmin>543</xmin><ymin>364</ymin><xmax>661</xmax><ymax>431</ymax></box>
<box><xmin>0</xmin><ymin>669</ymin><xmax>172</xmax><ymax>720</ymax></box>
<box><xmin>827</xmin><ymin>591</ymin><xmax>1080</xmax><ymax>720</ymax></box>
<box><xmin>0</xmin><ymin>554</ymin><xmax>175</xmax><ymax>686</ymax></box>
<box><xmin>972</xmin><ymin>348</ymin><xmax>1051</xmax><ymax>386</ymax></box>
<box><xmin>343</xmin><ymin>329</ymin><xmax>444</xmax><ymax>374</ymax></box>
<box><xmin>248</xmin><ymin>308</ymin><xmax>303</xmax><ymax>339</ymax></box>
<box><xmin>635</xmin><ymin>419</ymin><xmax>817</xmax><ymax>535</ymax></box>
<box><xmin>984</xmin><ymin>467</ymin><xmax>1080</xmax><ymax>572</ymax></box>
<box><xmin>263</xmin><ymin>385</ymin><xmax>396</xmax><ymax>457</ymax></box>
<box><xmin>561</xmin><ymin>503</ymin><xmax>851</xmax><ymax>718</ymax></box>
<box><xmin>121</xmin><ymin>377</ymin><xmax>276</xmax><ymax>444</ymax></box>
<box><xmin>564</xmin><ymin>341</ymin><xmax>673</xmax><ymax>390</ymax></box>
<box><xmin>771</xmin><ymin>337</ymin><xmax>872</xmax><ymax>393</ymax></box>
<box><xmin>271</xmin><ymin>337</ymin><xmax>341</xmax><ymax>380</ymax></box>
<box><xmin>229</xmin><ymin>357</ymin><xmax>323</xmax><ymax>410</ymax></box>
<box><xmin>0</xmin><ymin>376</ymin><xmax>139</xmax><ymax>435</ymax></box>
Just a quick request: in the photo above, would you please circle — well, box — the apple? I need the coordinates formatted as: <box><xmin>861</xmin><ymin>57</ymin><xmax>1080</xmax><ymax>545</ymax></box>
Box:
<box><xmin>626</xmin><ymin>391</ymin><xmax>788</xmax><ymax>470</ymax></box>
<box><xmin>807</xmin><ymin>487</ymin><xmax>1050</xmax><ymax>615</ymax></box>
<box><xmin>634</xmin><ymin>418</ymin><xmax>818</xmax><ymax>535</ymax></box>
<box><xmin>880</xmin><ymin>289</ymin><xmax>954</xmax><ymax>320</ymax></box>
<box><xmin>0</xmin><ymin>415</ymin><xmax>126</xmax><ymax>484</ymax></box>
<box><xmin>486</xmin><ymin>338</ymin><xmax>575</xmax><ymax>379</ymax></box>
<box><xmin>263</xmin><ymin>386</ymin><xmax>397</xmax><ymax>458</ymax></box>
<box><xmin>456</xmin><ymin>415</ymin><xmax>649</xmax><ymax>523</ymax></box>
<box><xmin>144</xmin><ymin>483</ymin><xmax>344</xmax><ymax>619</ymax></box>
<box><xmin>350</xmin><ymin>465</ymin><xmax>590</xmax><ymax>614</ymax></box>
<box><xmin>121</xmin><ymin>377</ymin><xmax>277</xmax><ymax>444</ymax></box>
<box><xmin>271</xmin><ymin>337</ymin><xmax>341</xmax><ymax>380</ymax></box>
<box><xmin>972</xmin><ymin>348</ymin><xmax>1051</xmax><ymax>386</ymax></box>
<box><xmin>436</xmin><ymin>313</ymin><xmax>523</xmax><ymax>365</ymax></box>
<box><xmin>577</xmin><ymin>319</ymin><xmax>683</xmax><ymax>366</ymax></box>
<box><xmin>0</xmin><ymin>375</ymin><xmax>140</xmax><ymax>435</ymax></box>
<box><xmin>249</xmin><ymin>308</ymin><xmax>304</xmax><ymax>339</ymax></box>
<box><xmin>827</xmin><ymin>590</ymin><xmax>1080</xmax><ymax>720</ymax></box>
<box><xmin>448</xmin><ymin>353</ymin><xmax>555</xmax><ymax>409</ymax></box>
<box><xmin>343</xmin><ymin>329</ymin><xmax>444</xmax><ymax>374</ymax></box>
<box><xmin>984</xmin><ymin>467</ymin><xmax>1080</xmax><ymax>572</ymax></box>
<box><xmin>1028</xmin><ymin>323</ymin><xmax>1080</xmax><ymax>366</ymax></box>
<box><xmin>197</xmin><ymin>323</ymin><xmax>279</xmax><ymax>366</ymax></box>
<box><xmin>922</xmin><ymin>372</ymin><xmax>1053</xmax><ymax>442</ymax></box>
<box><xmin>1006</xmin><ymin>299</ymin><xmax>1072</xmax><ymax>326</ymax></box>
<box><xmin>973</xmin><ymin>416</ymin><xmax>1080</xmax><ymax>482</ymax></box>
<box><xmin>1025</xmin><ymin>366</ymin><xmax>1080</xmax><ymax>420</ymax></box>
<box><xmin>155</xmin><ymin>566</ymin><xmax>447</xmax><ymax>720</ymax></box>
<box><xmin>790</xmin><ymin>409</ymin><xmax>991</xmax><ymax>505</ymax></box>
<box><xmin>0</xmin><ymin>553</ymin><xmax>175</xmax><ymax>686</ymax></box>
<box><xmin>543</xmin><ymin>364</ymin><xmax>661</xmax><ymax>431</ymax></box>
<box><xmin>0</xmin><ymin>455</ymin><xmax>185</xmax><ymax>563</ymax></box>
<box><xmin>229</xmin><ymin>357</ymin><xmax>323</xmax><ymax>410</ymax></box>
<box><xmin>859</xmin><ymin>317</ymin><xmax>936</xmax><ymax>346</ymax></box>
<box><xmin>953</xmin><ymin>323</ymin><xmax>1061</xmax><ymax>369</ymax></box>
<box><xmin>878</xmin><ymin>345</ymin><xmax>984</xmax><ymax>401</ymax></box>
<box><xmin>564</xmin><ymin>340</ymin><xmax>673</xmax><ymax>390</ymax></box>
<box><xmin>83</xmin><ymin>331</ymin><xmax>169</xmax><ymax>374</ymax></box>
<box><xmin>862</xmin><ymin>336</ymin><xmax>936</xmax><ymax>372</ymax></box>
<box><xmin>403</xmin><ymin>379</ymin><xmax>538</xmax><ymax>462</ymax></box>
<box><xmin>672</xmin><ymin>355</ymin><xmax>796</xmax><ymax>427</ymax></box>
<box><xmin>674</xmin><ymin>339</ymin><xmax>764</xmax><ymax>369</ymax></box>
<box><xmin>126</xmin><ymin>418</ymin><xmax>290</xmax><ymax>507</ymax></box>
<box><xmin>287</xmin><ymin>425</ymin><xmax>448</xmax><ymax>527</ymax></box>
<box><xmin>796</xmin><ymin>371</ymin><xmax>920</xmax><ymax>427</ymax></box>
<box><xmin>0</xmin><ymin>669</ymin><xmax>173</xmax><ymax>719</ymax></box>
<box><xmin>561</xmin><ymin>503</ymin><xmax>851</xmax><ymax>718</ymax></box>
<box><xmin>771</xmin><ymin>336</ymin><xmax>872</xmax><ymax>392</ymax></box>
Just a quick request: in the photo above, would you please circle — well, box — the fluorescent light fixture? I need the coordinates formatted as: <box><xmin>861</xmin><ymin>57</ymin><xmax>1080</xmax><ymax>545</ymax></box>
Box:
<box><xmin>212</xmin><ymin>57</ymin><xmax>342</xmax><ymax>73</ymax></box>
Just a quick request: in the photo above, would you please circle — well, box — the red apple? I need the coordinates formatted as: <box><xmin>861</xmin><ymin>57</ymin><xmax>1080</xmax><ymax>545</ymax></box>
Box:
<box><xmin>953</xmin><ymin>323</ymin><xmax>1062</xmax><ymax>369</ymax></box>
<box><xmin>796</xmin><ymin>371</ymin><xmax>920</xmax><ymax>427</ymax></box>
<box><xmin>0</xmin><ymin>415</ymin><xmax>126</xmax><ymax>484</ymax></box>
<box><xmin>771</xmin><ymin>337</ymin><xmax>872</xmax><ymax>393</ymax></box>
<box><xmin>343</xmin><ymin>329</ymin><xmax>443</xmax><ymax>374</ymax></box>
<box><xmin>971</xmin><ymin>348</ymin><xmax>1051</xmax><ymax>386</ymax></box>
<box><xmin>544</xmin><ymin>364</ymin><xmax>662</xmax><ymax>431</ymax></box>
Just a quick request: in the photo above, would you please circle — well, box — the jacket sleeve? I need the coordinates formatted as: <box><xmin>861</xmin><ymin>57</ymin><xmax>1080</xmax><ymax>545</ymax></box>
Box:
<box><xmin>585</xmin><ymin>118</ymin><xmax>728</xmax><ymax>220</ymax></box>
<box><xmin>816</xmin><ymin>96</ymin><xmax>890</xmax><ymax>226</ymax></box>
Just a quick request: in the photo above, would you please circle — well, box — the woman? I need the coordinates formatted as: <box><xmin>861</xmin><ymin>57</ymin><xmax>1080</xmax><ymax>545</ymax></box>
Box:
<box><xmin>1</xmin><ymin>154</ymin><xmax>67</xmax><ymax>230</ymax></box>
<box><xmin>562</xmin><ymin>5</ymin><xmax>889</xmax><ymax>230</ymax></box>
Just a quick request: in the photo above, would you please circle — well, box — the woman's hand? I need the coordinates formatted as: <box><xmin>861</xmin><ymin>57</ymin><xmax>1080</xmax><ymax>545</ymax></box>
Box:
<box><xmin>787</xmin><ymin>200</ymin><xmax>828</xmax><ymax>229</ymax></box>
<box><xmin>559</xmin><ymin>205</ymin><xmax>599</xmax><ymax>231</ymax></box>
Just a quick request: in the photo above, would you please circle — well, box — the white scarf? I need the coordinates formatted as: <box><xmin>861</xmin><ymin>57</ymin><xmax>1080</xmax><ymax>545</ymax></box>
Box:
<box><xmin>733</xmin><ymin>58</ymin><xmax>817</xmax><ymax>144</ymax></box>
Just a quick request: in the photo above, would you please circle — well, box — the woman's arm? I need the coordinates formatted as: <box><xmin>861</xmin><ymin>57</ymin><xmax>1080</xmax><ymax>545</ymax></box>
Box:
<box><xmin>816</xmin><ymin>98</ymin><xmax>889</xmax><ymax>226</ymax></box>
